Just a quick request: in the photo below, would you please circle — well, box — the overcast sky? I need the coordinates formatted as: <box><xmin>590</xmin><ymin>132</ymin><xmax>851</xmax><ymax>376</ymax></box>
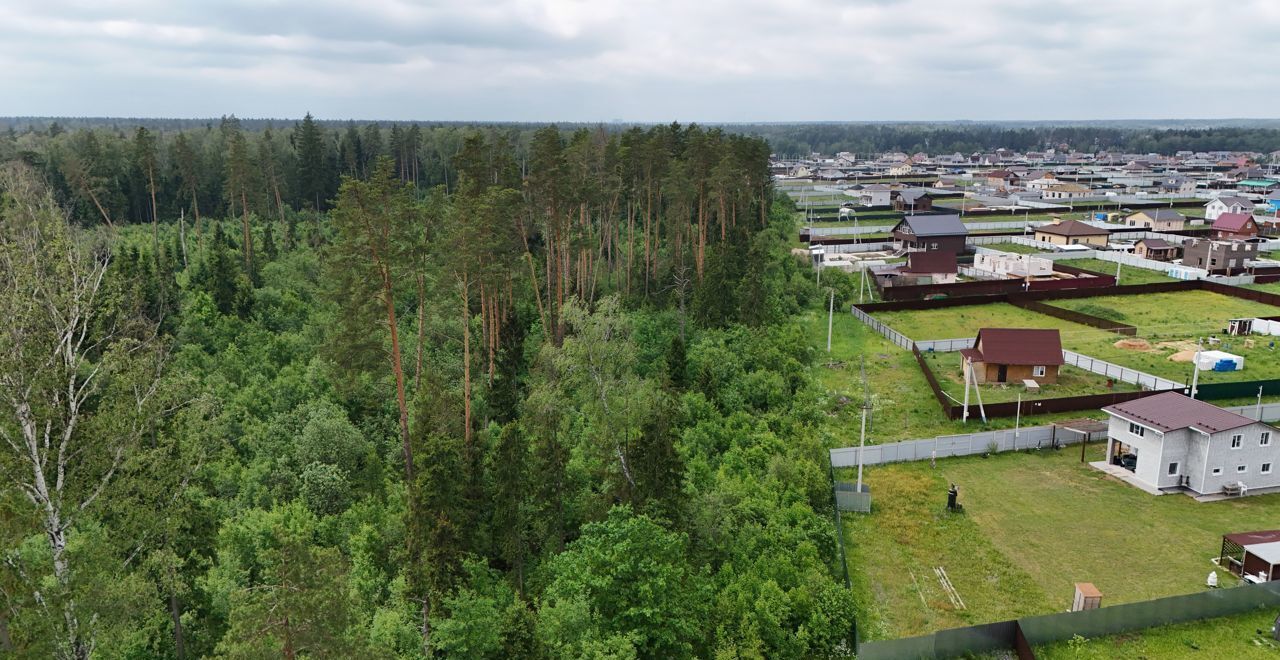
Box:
<box><xmin>4</xmin><ymin>0</ymin><xmax>1280</xmax><ymax>122</ymax></box>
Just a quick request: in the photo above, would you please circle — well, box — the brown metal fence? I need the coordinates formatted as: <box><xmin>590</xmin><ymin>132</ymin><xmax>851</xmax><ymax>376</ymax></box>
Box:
<box><xmin>1008</xmin><ymin>299</ymin><xmax>1137</xmax><ymax>336</ymax></box>
<box><xmin>856</xmin><ymin>581</ymin><xmax>1280</xmax><ymax>660</ymax></box>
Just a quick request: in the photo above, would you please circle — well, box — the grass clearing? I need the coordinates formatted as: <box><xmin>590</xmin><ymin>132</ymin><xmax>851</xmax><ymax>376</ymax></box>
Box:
<box><xmin>1036</xmin><ymin>608</ymin><xmax>1280</xmax><ymax>659</ymax></box>
<box><xmin>1057</xmin><ymin>258</ymin><xmax>1178</xmax><ymax>284</ymax></box>
<box><xmin>922</xmin><ymin>351</ymin><xmax>1140</xmax><ymax>404</ymax></box>
<box><xmin>873</xmin><ymin>303</ymin><xmax>1089</xmax><ymax>340</ymax></box>
<box><xmin>805</xmin><ymin>307</ymin><xmax>1105</xmax><ymax>443</ymax></box>
<box><xmin>981</xmin><ymin>241</ymin><xmax>1043</xmax><ymax>254</ymax></box>
<box><xmin>873</xmin><ymin>295</ymin><xmax>1280</xmax><ymax>384</ymax></box>
<box><xmin>844</xmin><ymin>446</ymin><xmax>1280</xmax><ymax>640</ymax></box>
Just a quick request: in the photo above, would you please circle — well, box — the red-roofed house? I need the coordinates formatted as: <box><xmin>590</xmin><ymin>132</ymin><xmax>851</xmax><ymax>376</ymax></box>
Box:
<box><xmin>959</xmin><ymin>328</ymin><xmax>1064</xmax><ymax>384</ymax></box>
<box><xmin>1102</xmin><ymin>392</ymin><xmax>1280</xmax><ymax>496</ymax></box>
<box><xmin>1211</xmin><ymin>212</ymin><xmax>1259</xmax><ymax>240</ymax></box>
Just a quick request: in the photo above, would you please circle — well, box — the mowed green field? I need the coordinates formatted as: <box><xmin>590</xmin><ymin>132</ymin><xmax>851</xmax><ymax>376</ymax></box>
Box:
<box><xmin>872</xmin><ymin>294</ymin><xmax>1280</xmax><ymax>383</ymax></box>
<box><xmin>1047</xmin><ymin>291</ymin><xmax>1280</xmax><ymax>381</ymax></box>
<box><xmin>843</xmin><ymin>446</ymin><xmax>1280</xmax><ymax>641</ymax></box>
<box><xmin>1056</xmin><ymin>258</ymin><xmax>1178</xmax><ymax>284</ymax></box>
<box><xmin>923</xmin><ymin>351</ymin><xmax>1140</xmax><ymax>403</ymax></box>
<box><xmin>805</xmin><ymin>308</ymin><xmax>1108</xmax><ymax>443</ymax></box>
<box><xmin>1036</xmin><ymin>608</ymin><xmax>1280</xmax><ymax>659</ymax></box>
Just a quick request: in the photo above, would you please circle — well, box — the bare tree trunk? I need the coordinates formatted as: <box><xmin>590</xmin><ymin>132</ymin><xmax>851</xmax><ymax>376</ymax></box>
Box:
<box><xmin>169</xmin><ymin>590</ymin><xmax>186</xmax><ymax>660</ymax></box>
<box><xmin>178</xmin><ymin>209</ymin><xmax>189</xmax><ymax>268</ymax></box>
<box><xmin>380</xmin><ymin>265</ymin><xmax>414</xmax><ymax>482</ymax></box>
<box><xmin>460</xmin><ymin>272</ymin><xmax>473</xmax><ymax>450</ymax></box>
<box><xmin>414</xmin><ymin>272</ymin><xmax>426</xmax><ymax>389</ymax></box>
<box><xmin>240</xmin><ymin>192</ymin><xmax>253</xmax><ymax>271</ymax></box>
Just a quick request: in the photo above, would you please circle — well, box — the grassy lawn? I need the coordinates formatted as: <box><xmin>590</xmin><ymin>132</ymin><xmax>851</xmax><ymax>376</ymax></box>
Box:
<box><xmin>982</xmin><ymin>242</ymin><xmax>1044</xmax><ymax>254</ymax></box>
<box><xmin>844</xmin><ymin>446</ymin><xmax>1280</xmax><ymax>640</ymax></box>
<box><xmin>1247</xmin><ymin>281</ymin><xmax>1280</xmax><ymax>295</ymax></box>
<box><xmin>922</xmin><ymin>351</ymin><xmax>1140</xmax><ymax>404</ymax></box>
<box><xmin>1047</xmin><ymin>291</ymin><xmax>1280</xmax><ymax>381</ymax></box>
<box><xmin>1057</xmin><ymin>258</ymin><xmax>1178</xmax><ymax>284</ymax></box>
<box><xmin>805</xmin><ymin>307</ymin><xmax>1108</xmax><ymax>443</ymax></box>
<box><xmin>873</xmin><ymin>302</ymin><xmax>1090</xmax><ymax>340</ymax></box>
<box><xmin>1036</xmin><ymin>608</ymin><xmax>1280</xmax><ymax>659</ymax></box>
<box><xmin>874</xmin><ymin>296</ymin><xmax>1280</xmax><ymax>384</ymax></box>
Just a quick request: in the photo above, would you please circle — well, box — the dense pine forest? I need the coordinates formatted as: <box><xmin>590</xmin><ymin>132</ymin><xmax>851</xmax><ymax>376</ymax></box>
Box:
<box><xmin>0</xmin><ymin>118</ymin><xmax>855</xmax><ymax>658</ymax></box>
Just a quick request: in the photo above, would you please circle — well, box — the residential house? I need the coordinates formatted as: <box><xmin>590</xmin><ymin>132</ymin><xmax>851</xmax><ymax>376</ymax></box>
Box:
<box><xmin>886</xmin><ymin>162</ymin><xmax>914</xmax><ymax>176</ymax></box>
<box><xmin>890</xmin><ymin>214</ymin><xmax>968</xmax><ymax>253</ymax></box>
<box><xmin>858</xmin><ymin>184</ymin><xmax>893</xmax><ymax>207</ymax></box>
<box><xmin>890</xmin><ymin>251</ymin><xmax>958</xmax><ymax>285</ymax></box>
<box><xmin>959</xmin><ymin>328</ymin><xmax>1063</xmax><ymax>385</ymax></box>
<box><xmin>1102</xmin><ymin>392</ymin><xmax>1280</xmax><ymax>496</ymax></box>
<box><xmin>1025</xmin><ymin>172</ymin><xmax>1060</xmax><ymax>191</ymax></box>
<box><xmin>1182</xmin><ymin>239</ymin><xmax>1259</xmax><ymax>274</ymax></box>
<box><xmin>1041</xmin><ymin>183</ymin><xmax>1092</xmax><ymax>200</ymax></box>
<box><xmin>1134</xmin><ymin>238</ymin><xmax>1180</xmax><ymax>261</ymax></box>
<box><xmin>1210</xmin><ymin>212</ymin><xmax>1260</xmax><ymax>240</ymax></box>
<box><xmin>1034</xmin><ymin>219</ymin><xmax>1110</xmax><ymax>247</ymax></box>
<box><xmin>1266</xmin><ymin>190</ymin><xmax>1280</xmax><ymax>214</ymax></box>
<box><xmin>985</xmin><ymin>170</ymin><xmax>1018</xmax><ymax>188</ymax></box>
<box><xmin>892</xmin><ymin>189</ymin><xmax>934</xmax><ymax>213</ymax></box>
<box><xmin>1126</xmin><ymin>209</ymin><xmax>1187</xmax><ymax>232</ymax></box>
<box><xmin>1205</xmin><ymin>196</ymin><xmax>1256</xmax><ymax>221</ymax></box>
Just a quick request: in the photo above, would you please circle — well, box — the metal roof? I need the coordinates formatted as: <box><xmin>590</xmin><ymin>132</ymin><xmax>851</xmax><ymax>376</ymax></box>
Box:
<box><xmin>1035</xmin><ymin>219</ymin><xmax>1110</xmax><ymax>237</ymax></box>
<box><xmin>1225</xmin><ymin>530</ymin><xmax>1280</xmax><ymax>547</ymax></box>
<box><xmin>1212</xmin><ymin>212</ymin><xmax>1255</xmax><ymax>232</ymax></box>
<box><xmin>894</xmin><ymin>214</ymin><xmax>967</xmax><ymax>237</ymax></box>
<box><xmin>1103</xmin><ymin>392</ymin><xmax>1260</xmax><ymax>434</ymax></box>
<box><xmin>967</xmin><ymin>328</ymin><xmax>1065</xmax><ymax>366</ymax></box>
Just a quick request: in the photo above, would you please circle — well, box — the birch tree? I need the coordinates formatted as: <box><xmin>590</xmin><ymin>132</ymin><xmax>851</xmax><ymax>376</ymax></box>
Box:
<box><xmin>0</xmin><ymin>164</ymin><xmax>166</xmax><ymax>659</ymax></box>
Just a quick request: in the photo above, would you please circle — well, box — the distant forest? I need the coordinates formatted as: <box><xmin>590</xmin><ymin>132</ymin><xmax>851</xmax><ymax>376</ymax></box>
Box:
<box><xmin>7</xmin><ymin>117</ymin><xmax>1280</xmax><ymax>163</ymax></box>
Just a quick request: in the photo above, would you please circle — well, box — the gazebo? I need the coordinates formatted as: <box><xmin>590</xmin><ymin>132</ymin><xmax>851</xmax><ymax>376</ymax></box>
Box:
<box><xmin>1220</xmin><ymin>530</ymin><xmax>1280</xmax><ymax>582</ymax></box>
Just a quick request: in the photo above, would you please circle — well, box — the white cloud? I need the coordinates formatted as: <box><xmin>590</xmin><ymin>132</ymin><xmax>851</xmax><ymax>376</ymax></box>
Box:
<box><xmin>0</xmin><ymin>0</ymin><xmax>1278</xmax><ymax>120</ymax></box>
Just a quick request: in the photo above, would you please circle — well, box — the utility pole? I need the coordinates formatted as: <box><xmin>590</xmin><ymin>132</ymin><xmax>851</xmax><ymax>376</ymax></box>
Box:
<box><xmin>827</xmin><ymin>288</ymin><xmax>835</xmax><ymax>353</ymax></box>
<box><xmin>1015</xmin><ymin>391</ymin><xmax>1022</xmax><ymax>442</ymax></box>
<box><xmin>1115</xmin><ymin>260</ymin><xmax>1122</xmax><ymax>285</ymax></box>
<box><xmin>1257</xmin><ymin>385</ymin><xmax>1265</xmax><ymax>421</ymax></box>
<box><xmin>856</xmin><ymin>356</ymin><xmax>870</xmax><ymax>492</ymax></box>
<box><xmin>1190</xmin><ymin>338</ymin><xmax>1203</xmax><ymax>399</ymax></box>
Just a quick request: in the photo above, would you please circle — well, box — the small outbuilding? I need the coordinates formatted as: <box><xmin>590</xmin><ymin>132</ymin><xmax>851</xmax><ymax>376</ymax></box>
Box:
<box><xmin>1134</xmin><ymin>238</ymin><xmax>1180</xmax><ymax>261</ymax></box>
<box><xmin>959</xmin><ymin>328</ymin><xmax>1064</xmax><ymax>384</ymax></box>
<box><xmin>1220</xmin><ymin>530</ymin><xmax>1280</xmax><ymax>582</ymax></box>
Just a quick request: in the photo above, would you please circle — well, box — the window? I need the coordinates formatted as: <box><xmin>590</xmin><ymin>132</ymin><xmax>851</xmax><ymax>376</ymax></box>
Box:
<box><xmin>1262</xmin><ymin>432</ymin><xmax>1271</xmax><ymax>447</ymax></box>
<box><xmin>1033</xmin><ymin>365</ymin><xmax>1046</xmax><ymax>377</ymax></box>
<box><xmin>1167</xmin><ymin>462</ymin><xmax>1179</xmax><ymax>476</ymax></box>
<box><xmin>1238</xmin><ymin>465</ymin><xmax>1248</xmax><ymax>474</ymax></box>
<box><xmin>1212</xmin><ymin>467</ymin><xmax>1223</xmax><ymax>476</ymax></box>
<box><xmin>1263</xmin><ymin>463</ymin><xmax>1273</xmax><ymax>475</ymax></box>
<box><xmin>1232</xmin><ymin>434</ymin><xmax>1243</xmax><ymax>449</ymax></box>
<box><xmin>1129</xmin><ymin>422</ymin><xmax>1145</xmax><ymax>437</ymax></box>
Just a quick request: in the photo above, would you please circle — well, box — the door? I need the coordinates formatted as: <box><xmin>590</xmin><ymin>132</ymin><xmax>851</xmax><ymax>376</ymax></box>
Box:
<box><xmin>997</xmin><ymin>365</ymin><xmax>1008</xmax><ymax>382</ymax></box>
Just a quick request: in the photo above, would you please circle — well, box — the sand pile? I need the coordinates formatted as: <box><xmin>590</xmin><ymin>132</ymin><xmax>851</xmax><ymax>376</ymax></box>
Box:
<box><xmin>1114</xmin><ymin>338</ymin><xmax>1152</xmax><ymax>351</ymax></box>
<box><xmin>1168</xmin><ymin>350</ymin><xmax>1197</xmax><ymax>363</ymax></box>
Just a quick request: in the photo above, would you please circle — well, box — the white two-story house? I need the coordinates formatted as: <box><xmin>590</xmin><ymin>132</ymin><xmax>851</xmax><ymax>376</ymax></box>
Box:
<box><xmin>1102</xmin><ymin>392</ymin><xmax>1280</xmax><ymax>497</ymax></box>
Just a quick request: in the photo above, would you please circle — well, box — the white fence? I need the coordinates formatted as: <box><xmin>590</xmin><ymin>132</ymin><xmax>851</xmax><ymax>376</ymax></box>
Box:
<box><xmin>916</xmin><ymin>337</ymin><xmax>975</xmax><ymax>352</ymax></box>
<box><xmin>851</xmin><ymin>306</ymin><xmax>913</xmax><ymax>350</ymax></box>
<box><xmin>1062</xmin><ymin>350</ymin><xmax>1186</xmax><ymax>390</ymax></box>
<box><xmin>830</xmin><ymin>425</ymin><xmax>1086</xmax><ymax>467</ymax></box>
<box><xmin>830</xmin><ymin>402</ymin><xmax>1280</xmax><ymax>468</ymax></box>
<box><xmin>818</xmin><ymin>241</ymin><xmax>896</xmax><ymax>254</ymax></box>
<box><xmin>970</xmin><ymin>235</ymin><xmax>1059</xmax><ymax>249</ymax></box>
